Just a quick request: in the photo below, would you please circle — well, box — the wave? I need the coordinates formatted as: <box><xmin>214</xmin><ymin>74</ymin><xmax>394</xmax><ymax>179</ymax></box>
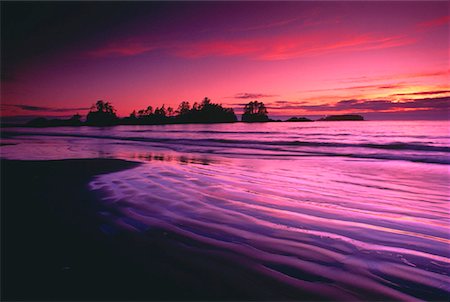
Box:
<box><xmin>4</xmin><ymin>130</ymin><xmax>449</xmax><ymax>151</ymax></box>
<box><xmin>89</xmin><ymin>160</ymin><xmax>450</xmax><ymax>301</ymax></box>
<box><xmin>128</xmin><ymin>129</ymin><xmax>278</xmax><ymax>135</ymax></box>
<box><xmin>2</xmin><ymin>130</ymin><xmax>449</xmax><ymax>164</ymax></box>
<box><xmin>127</xmin><ymin>129</ymin><xmax>450</xmax><ymax>140</ymax></box>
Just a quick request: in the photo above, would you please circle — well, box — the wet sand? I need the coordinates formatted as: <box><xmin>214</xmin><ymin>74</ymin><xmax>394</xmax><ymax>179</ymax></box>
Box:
<box><xmin>1</xmin><ymin>159</ymin><xmax>321</xmax><ymax>301</ymax></box>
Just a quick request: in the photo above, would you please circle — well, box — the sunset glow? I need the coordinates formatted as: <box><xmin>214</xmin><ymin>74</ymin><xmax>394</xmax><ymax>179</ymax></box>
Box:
<box><xmin>1</xmin><ymin>1</ymin><xmax>449</xmax><ymax>121</ymax></box>
<box><xmin>1</xmin><ymin>3</ymin><xmax>450</xmax><ymax>300</ymax></box>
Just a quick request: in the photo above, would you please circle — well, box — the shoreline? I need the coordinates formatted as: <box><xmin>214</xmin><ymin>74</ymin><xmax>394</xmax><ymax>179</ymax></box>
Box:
<box><xmin>1</xmin><ymin>119</ymin><xmax>366</xmax><ymax>128</ymax></box>
<box><xmin>3</xmin><ymin>157</ymin><xmax>446</xmax><ymax>301</ymax></box>
<box><xmin>1</xmin><ymin>158</ymin><xmax>319</xmax><ymax>301</ymax></box>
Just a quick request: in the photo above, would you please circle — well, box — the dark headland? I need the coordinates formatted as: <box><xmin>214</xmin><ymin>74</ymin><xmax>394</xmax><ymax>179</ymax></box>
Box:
<box><xmin>1</xmin><ymin>158</ymin><xmax>327</xmax><ymax>301</ymax></box>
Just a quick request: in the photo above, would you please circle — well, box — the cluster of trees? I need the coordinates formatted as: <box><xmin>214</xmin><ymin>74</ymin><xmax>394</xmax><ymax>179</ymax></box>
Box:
<box><xmin>86</xmin><ymin>101</ymin><xmax>117</xmax><ymax>126</ymax></box>
<box><xmin>241</xmin><ymin>101</ymin><xmax>269</xmax><ymax>122</ymax></box>
<box><xmin>27</xmin><ymin>97</ymin><xmax>266</xmax><ymax>127</ymax></box>
<box><xmin>122</xmin><ymin>98</ymin><xmax>237</xmax><ymax>125</ymax></box>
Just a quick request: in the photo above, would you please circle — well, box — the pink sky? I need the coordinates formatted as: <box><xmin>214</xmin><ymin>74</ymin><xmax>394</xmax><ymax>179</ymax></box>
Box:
<box><xmin>1</xmin><ymin>2</ymin><xmax>449</xmax><ymax>121</ymax></box>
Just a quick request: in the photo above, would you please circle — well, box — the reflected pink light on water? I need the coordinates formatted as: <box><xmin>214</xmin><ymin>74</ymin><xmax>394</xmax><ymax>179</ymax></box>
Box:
<box><xmin>88</xmin><ymin>158</ymin><xmax>449</xmax><ymax>300</ymax></box>
<box><xmin>1</xmin><ymin>121</ymin><xmax>449</xmax><ymax>300</ymax></box>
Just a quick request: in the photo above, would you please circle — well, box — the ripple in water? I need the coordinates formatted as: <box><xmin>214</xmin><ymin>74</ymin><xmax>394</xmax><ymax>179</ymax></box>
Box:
<box><xmin>89</xmin><ymin>157</ymin><xmax>450</xmax><ymax>301</ymax></box>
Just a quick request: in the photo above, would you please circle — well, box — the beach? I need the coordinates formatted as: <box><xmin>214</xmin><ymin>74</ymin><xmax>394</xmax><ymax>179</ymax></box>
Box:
<box><xmin>1</xmin><ymin>121</ymin><xmax>449</xmax><ymax>301</ymax></box>
<box><xmin>1</xmin><ymin>159</ymin><xmax>325</xmax><ymax>301</ymax></box>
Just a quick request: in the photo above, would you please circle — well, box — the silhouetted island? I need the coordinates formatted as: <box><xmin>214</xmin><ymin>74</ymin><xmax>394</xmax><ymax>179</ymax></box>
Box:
<box><xmin>24</xmin><ymin>98</ymin><xmax>238</xmax><ymax>127</ymax></box>
<box><xmin>318</xmin><ymin>114</ymin><xmax>364</xmax><ymax>121</ymax></box>
<box><xmin>26</xmin><ymin>115</ymin><xmax>83</xmax><ymax>127</ymax></box>
<box><xmin>9</xmin><ymin>99</ymin><xmax>365</xmax><ymax>128</ymax></box>
<box><xmin>286</xmin><ymin>117</ymin><xmax>313</xmax><ymax>122</ymax></box>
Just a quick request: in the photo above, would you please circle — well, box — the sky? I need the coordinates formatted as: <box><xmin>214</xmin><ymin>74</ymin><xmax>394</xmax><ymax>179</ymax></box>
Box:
<box><xmin>1</xmin><ymin>1</ymin><xmax>449</xmax><ymax>122</ymax></box>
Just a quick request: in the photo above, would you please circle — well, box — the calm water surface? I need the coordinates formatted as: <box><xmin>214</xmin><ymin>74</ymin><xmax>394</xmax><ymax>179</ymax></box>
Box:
<box><xmin>1</xmin><ymin>121</ymin><xmax>449</xmax><ymax>300</ymax></box>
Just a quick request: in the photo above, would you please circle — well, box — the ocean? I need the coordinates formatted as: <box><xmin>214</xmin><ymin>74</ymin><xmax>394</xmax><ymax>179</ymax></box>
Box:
<box><xmin>1</xmin><ymin>120</ymin><xmax>449</xmax><ymax>300</ymax></box>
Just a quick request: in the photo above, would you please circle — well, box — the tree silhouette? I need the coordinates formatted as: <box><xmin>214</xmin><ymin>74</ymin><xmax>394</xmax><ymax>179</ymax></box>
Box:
<box><xmin>199</xmin><ymin>97</ymin><xmax>211</xmax><ymax>109</ymax></box>
<box><xmin>241</xmin><ymin>101</ymin><xmax>269</xmax><ymax>122</ymax></box>
<box><xmin>138</xmin><ymin>106</ymin><xmax>153</xmax><ymax>118</ymax></box>
<box><xmin>176</xmin><ymin>101</ymin><xmax>190</xmax><ymax>116</ymax></box>
<box><xmin>86</xmin><ymin>100</ymin><xmax>118</xmax><ymax>126</ymax></box>
<box><xmin>167</xmin><ymin>106</ymin><xmax>174</xmax><ymax>117</ymax></box>
<box><xmin>154</xmin><ymin>105</ymin><xmax>167</xmax><ymax>117</ymax></box>
<box><xmin>92</xmin><ymin>100</ymin><xmax>115</xmax><ymax>114</ymax></box>
<box><xmin>173</xmin><ymin>97</ymin><xmax>237</xmax><ymax>123</ymax></box>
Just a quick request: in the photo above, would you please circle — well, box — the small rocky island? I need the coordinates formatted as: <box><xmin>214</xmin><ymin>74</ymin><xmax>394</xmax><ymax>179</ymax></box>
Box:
<box><xmin>318</xmin><ymin>114</ymin><xmax>364</xmax><ymax>121</ymax></box>
<box><xmin>285</xmin><ymin>117</ymin><xmax>313</xmax><ymax>122</ymax></box>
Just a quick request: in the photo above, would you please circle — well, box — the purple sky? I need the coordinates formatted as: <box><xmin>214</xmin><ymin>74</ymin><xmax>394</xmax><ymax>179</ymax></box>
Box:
<box><xmin>1</xmin><ymin>1</ymin><xmax>449</xmax><ymax>122</ymax></box>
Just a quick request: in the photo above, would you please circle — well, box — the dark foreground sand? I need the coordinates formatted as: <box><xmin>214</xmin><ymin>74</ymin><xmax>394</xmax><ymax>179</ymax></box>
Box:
<box><xmin>1</xmin><ymin>159</ymin><xmax>317</xmax><ymax>301</ymax></box>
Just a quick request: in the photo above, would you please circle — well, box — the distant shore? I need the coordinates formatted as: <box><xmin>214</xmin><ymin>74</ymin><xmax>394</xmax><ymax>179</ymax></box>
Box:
<box><xmin>1</xmin><ymin>114</ymin><xmax>365</xmax><ymax>128</ymax></box>
<box><xmin>1</xmin><ymin>158</ymin><xmax>322</xmax><ymax>301</ymax></box>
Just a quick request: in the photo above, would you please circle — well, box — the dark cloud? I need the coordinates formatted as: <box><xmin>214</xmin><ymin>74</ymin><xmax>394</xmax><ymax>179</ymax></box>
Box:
<box><xmin>265</xmin><ymin>96</ymin><xmax>450</xmax><ymax>112</ymax></box>
<box><xmin>1</xmin><ymin>2</ymin><xmax>169</xmax><ymax>82</ymax></box>
<box><xmin>3</xmin><ymin>104</ymin><xmax>90</xmax><ymax>112</ymax></box>
<box><xmin>335</xmin><ymin>99</ymin><xmax>359</xmax><ymax>105</ymax></box>
<box><xmin>270</xmin><ymin>101</ymin><xmax>307</xmax><ymax>105</ymax></box>
<box><xmin>233</xmin><ymin>93</ymin><xmax>277</xmax><ymax>99</ymax></box>
<box><xmin>377</xmin><ymin>85</ymin><xmax>401</xmax><ymax>89</ymax></box>
<box><xmin>264</xmin><ymin>100</ymin><xmax>311</xmax><ymax>109</ymax></box>
<box><xmin>400</xmin><ymin>96</ymin><xmax>450</xmax><ymax>109</ymax></box>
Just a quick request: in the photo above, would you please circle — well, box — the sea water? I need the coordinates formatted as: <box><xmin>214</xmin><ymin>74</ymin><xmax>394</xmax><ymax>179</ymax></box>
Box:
<box><xmin>1</xmin><ymin>120</ymin><xmax>449</xmax><ymax>300</ymax></box>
